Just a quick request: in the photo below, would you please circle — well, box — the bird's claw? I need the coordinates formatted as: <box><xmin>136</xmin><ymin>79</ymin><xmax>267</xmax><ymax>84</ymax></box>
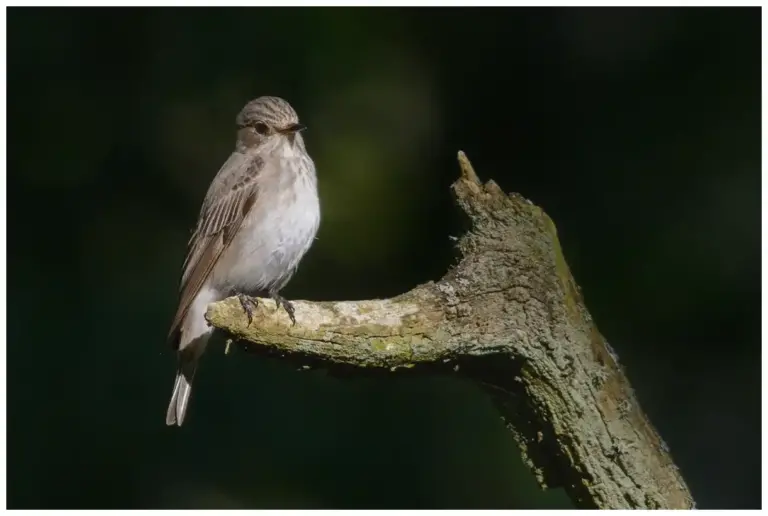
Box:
<box><xmin>270</xmin><ymin>291</ymin><xmax>296</xmax><ymax>326</ymax></box>
<box><xmin>237</xmin><ymin>293</ymin><xmax>259</xmax><ymax>326</ymax></box>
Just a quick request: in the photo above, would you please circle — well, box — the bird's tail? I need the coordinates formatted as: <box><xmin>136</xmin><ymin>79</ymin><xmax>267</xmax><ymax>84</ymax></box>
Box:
<box><xmin>165</xmin><ymin>288</ymin><xmax>216</xmax><ymax>427</ymax></box>
<box><xmin>165</xmin><ymin>354</ymin><xmax>199</xmax><ymax>427</ymax></box>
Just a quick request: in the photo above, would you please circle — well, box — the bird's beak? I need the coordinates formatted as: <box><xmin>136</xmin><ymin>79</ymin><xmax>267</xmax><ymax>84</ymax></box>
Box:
<box><xmin>281</xmin><ymin>123</ymin><xmax>306</xmax><ymax>134</ymax></box>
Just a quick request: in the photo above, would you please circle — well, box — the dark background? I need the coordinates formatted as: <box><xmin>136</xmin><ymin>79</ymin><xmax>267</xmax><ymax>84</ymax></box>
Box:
<box><xmin>7</xmin><ymin>7</ymin><xmax>761</xmax><ymax>509</ymax></box>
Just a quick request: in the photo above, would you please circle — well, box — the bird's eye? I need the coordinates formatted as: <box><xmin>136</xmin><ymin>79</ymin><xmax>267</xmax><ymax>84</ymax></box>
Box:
<box><xmin>254</xmin><ymin>122</ymin><xmax>270</xmax><ymax>135</ymax></box>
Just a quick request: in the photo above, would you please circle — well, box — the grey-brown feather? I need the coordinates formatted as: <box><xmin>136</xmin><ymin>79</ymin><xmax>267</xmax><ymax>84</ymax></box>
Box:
<box><xmin>165</xmin><ymin>95</ymin><xmax>319</xmax><ymax>426</ymax></box>
<box><xmin>167</xmin><ymin>151</ymin><xmax>263</xmax><ymax>344</ymax></box>
<box><xmin>236</xmin><ymin>96</ymin><xmax>298</xmax><ymax>128</ymax></box>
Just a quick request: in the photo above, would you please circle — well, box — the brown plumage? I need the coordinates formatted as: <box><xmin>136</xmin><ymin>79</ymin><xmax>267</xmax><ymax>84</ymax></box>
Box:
<box><xmin>166</xmin><ymin>153</ymin><xmax>263</xmax><ymax>348</ymax></box>
<box><xmin>165</xmin><ymin>96</ymin><xmax>319</xmax><ymax>426</ymax></box>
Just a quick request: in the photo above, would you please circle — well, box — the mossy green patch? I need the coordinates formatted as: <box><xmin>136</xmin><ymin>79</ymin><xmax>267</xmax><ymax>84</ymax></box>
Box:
<box><xmin>370</xmin><ymin>338</ymin><xmax>390</xmax><ymax>352</ymax></box>
<box><xmin>541</xmin><ymin>211</ymin><xmax>582</xmax><ymax>324</ymax></box>
<box><xmin>357</xmin><ymin>304</ymin><xmax>374</xmax><ymax>314</ymax></box>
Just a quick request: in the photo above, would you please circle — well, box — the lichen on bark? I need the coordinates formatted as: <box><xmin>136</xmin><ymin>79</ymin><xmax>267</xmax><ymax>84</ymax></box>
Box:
<box><xmin>204</xmin><ymin>151</ymin><xmax>694</xmax><ymax>510</ymax></box>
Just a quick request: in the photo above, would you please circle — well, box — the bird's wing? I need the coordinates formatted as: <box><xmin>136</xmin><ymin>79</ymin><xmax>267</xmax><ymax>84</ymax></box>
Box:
<box><xmin>167</xmin><ymin>152</ymin><xmax>265</xmax><ymax>346</ymax></box>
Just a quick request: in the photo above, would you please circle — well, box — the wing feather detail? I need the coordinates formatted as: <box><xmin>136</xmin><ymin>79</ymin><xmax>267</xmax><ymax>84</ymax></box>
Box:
<box><xmin>167</xmin><ymin>152</ymin><xmax>264</xmax><ymax>346</ymax></box>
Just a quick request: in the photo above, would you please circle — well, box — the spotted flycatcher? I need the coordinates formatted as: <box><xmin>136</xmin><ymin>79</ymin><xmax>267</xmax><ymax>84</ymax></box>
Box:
<box><xmin>165</xmin><ymin>96</ymin><xmax>320</xmax><ymax>426</ymax></box>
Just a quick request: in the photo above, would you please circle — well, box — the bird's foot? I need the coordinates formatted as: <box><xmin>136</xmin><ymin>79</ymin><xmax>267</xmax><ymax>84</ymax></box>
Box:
<box><xmin>237</xmin><ymin>293</ymin><xmax>260</xmax><ymax>326</ymax></box>
<box><xmin>269</xmin><ymin>290</ymin><xmax>296</xmax><ymax>326</ymax></box>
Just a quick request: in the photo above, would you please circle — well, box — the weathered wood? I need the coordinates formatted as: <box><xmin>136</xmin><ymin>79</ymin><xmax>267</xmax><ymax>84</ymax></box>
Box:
<box><xmin>205</xmin><ymin>151</ymin><xmax>694</xmax><ymax>509</ymax></box>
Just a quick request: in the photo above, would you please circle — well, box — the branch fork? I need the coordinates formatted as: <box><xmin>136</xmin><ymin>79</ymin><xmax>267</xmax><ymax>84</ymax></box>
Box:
<box><xmin>204</xmin><ymin>151</ymin><xmax>694</xmax><ymax>509</ymax></box>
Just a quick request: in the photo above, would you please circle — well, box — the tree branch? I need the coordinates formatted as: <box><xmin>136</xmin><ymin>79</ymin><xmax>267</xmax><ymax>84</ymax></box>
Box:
<box><xmin>204</xmin><ymin>151</ymin><xmax>694</xmax><ymax>509</ymax></box>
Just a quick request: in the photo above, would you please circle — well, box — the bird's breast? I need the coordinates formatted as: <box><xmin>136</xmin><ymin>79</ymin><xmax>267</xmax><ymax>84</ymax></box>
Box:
<box><xmin>214</xmin><ymin>159</ymin><xmax>320</xmax><ymax>293</ymax></box>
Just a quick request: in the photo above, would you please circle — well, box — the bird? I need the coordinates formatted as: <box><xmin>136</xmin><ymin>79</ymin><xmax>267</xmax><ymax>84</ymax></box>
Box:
<box><xmin>165</xmin><ymin>96</ymin><xmax>320</xmax><ymax>426</ymax></box>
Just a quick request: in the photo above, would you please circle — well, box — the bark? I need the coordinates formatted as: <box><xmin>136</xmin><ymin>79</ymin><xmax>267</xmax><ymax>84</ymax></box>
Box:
<box><xmin>205</xmin><ymin>151</ymin><xmax>695</xmax><ymax>509</ymax></box>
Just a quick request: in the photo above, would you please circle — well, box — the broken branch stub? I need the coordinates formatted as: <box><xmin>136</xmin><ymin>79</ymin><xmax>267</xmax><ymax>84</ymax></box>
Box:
<box><xmin>205</xmin><ymin>151</ymin><xmax>694</xmax><ymax>509</ymax></box>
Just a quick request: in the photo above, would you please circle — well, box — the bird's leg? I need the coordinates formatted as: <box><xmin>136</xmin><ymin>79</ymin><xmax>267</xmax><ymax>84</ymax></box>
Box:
<box><xmin>269</xmin><ymin>289</ymin><xmax>296</xmax><ymax>326</ymax></box>
<box><xmin>236</xmin><ymin>293</ymin><xmax>260</xmax><ymax>326</ymax></box>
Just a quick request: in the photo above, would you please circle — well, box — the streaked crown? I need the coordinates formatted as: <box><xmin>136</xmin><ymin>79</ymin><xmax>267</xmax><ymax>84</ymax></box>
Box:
<box><xmin>236</xmin><ymin>96</ymin><xmax>300</xmax><ymax>129</ymax></box>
